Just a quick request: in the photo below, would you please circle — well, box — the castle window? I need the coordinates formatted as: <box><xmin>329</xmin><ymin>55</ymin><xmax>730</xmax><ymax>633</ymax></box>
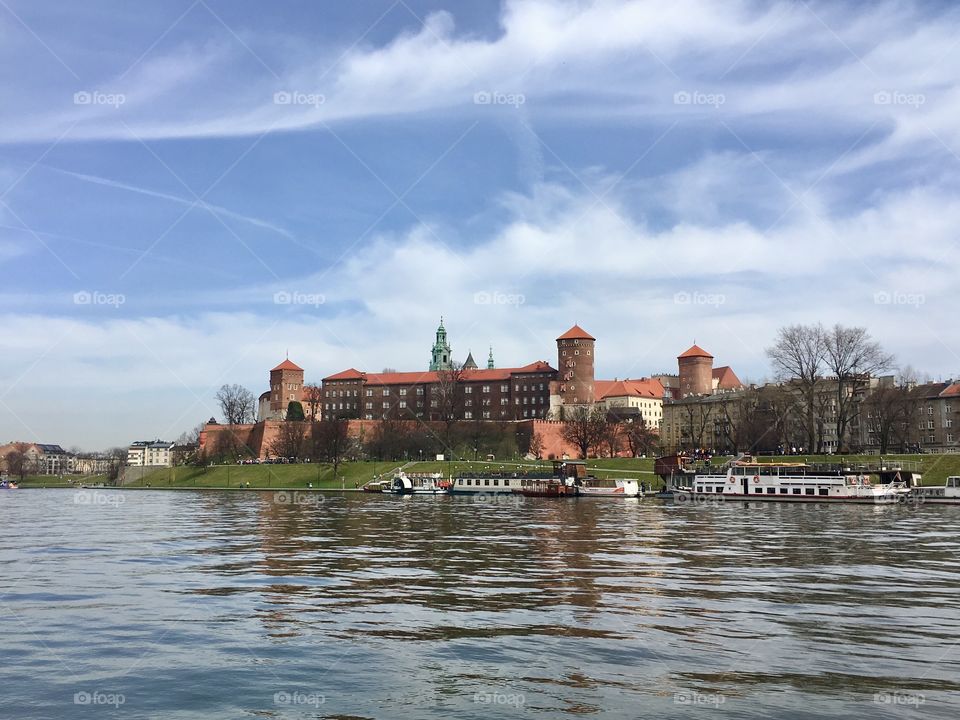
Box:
<box><xmin>431</xmin><ymin>400</ymin><xmax>438</xmax><ymax>408</ymax></box>
<box><xmin>366</xmin><ymin>402</ymin><xmax>372</xmax><ymax>409</ymax></box>
<box><xmin>482</xmin><ymin>385</ymin><xmax>490</xmax><ymax>393</ymax></box>
<box><xmin>383</xmin><ymin>388</ymin><xmax>389</xmax><ymax>396</ymax></box>
<box><xmin>465</xmin><ymin>387</ymin><xmax>473</xmax><ymax>394</ymax></box>
<box><xmin>366</xmin><ymin>389</ymin><xmax>373</xmax><ymax>396</ymax></box>
<box><xmin>465</xmin><ymin>411</ymin><xmax>472</xmax><ymax>419</ymax></box>
<box><xmin>399</xmin><ymin>401</ymin><xmax>406</xmax><ymax>408</ymax></box>
<box><xmin>416</xmin><ymin>387</ymin><xmax>424</xmax><ymax>395</ymax></box>
<box><xmin>501</xmin><ymin>384</ymin><xmax>509</xmax><ymax>392</ymax></box>
<box><xmin>383</xmin><ymin>402</ymin><xmax>390</xmax><ymax>409</ymax></box>
<box><xmin>399</xmin><ymin>388</ymin><xmax>407</xmax><ymax>396</ymax></box>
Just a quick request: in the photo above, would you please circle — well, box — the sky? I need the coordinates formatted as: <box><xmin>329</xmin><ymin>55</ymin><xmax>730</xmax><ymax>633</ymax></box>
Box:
<box><xmin>1</xmin><ymin>0</ymin><xmax>959</xmax><ymax>450</ymax></box>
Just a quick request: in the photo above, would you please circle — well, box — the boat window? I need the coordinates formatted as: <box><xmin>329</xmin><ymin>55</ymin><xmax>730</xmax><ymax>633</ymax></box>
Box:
<box><xmin>755</xmin><ymin>487</ymin><xmax>764</xmax><ymax>493</ymax></box>
<box><xmin>818</xmin><ymin>488</ymin><xmax>828</xmax><ymax>496</ymax></box>
<box><xmin>484</xmin><ymin>479</ymin><xmax>490</xmax><ymax>486</ymax></box>
<box><xmin>493</xmin><ymin>478</ymin><xmax>499</xmax><ymax>486</ymax></box>
<box><xmin>697</xmin><ymin>486</ymin><xmax>704</xmax><ymax>493</ymax></box>
<box><xmin>779</xmin><ymin>488</ymin><xmax>788</xmax><ymax>494</ymax></box>
<box><xmin>766</xmin><ymin>488</ymin><xmax>776</xmax><ymax>494</ymax></box>
<box><xmin>805</xmin><ymin>488</ymin><xmax>815</xmax><ymax>495</ymax></box>
<box><xmin>792</xmin><ymin>488</ymin><xmax>801</xmax><ymax>495</ymax></box>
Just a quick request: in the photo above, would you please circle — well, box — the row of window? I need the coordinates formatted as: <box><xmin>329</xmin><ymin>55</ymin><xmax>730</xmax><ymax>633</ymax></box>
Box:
<box><xmin>696</xmin><ymin>485</ymin><xmax>831</xmax><ymax>496</ymax></box>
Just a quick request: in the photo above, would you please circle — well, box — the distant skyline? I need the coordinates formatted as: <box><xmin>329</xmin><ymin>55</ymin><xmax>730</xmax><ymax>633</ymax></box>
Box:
<box><xmin>2</xmin><ymin>0</ymin><xmax>959</xmax><ymax>448</ymax></box>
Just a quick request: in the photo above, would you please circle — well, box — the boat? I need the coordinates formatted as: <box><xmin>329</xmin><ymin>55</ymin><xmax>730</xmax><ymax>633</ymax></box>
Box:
<box><xmin>653</xmin><ymin>454</ymin><xmax>697</xmax><ymax>498</ymax></box>
<box><xmin>387</xmin><ymin>472</ymin><xmax>451</xmax><ymax>495</ymax></box>
<box><xmin>578</xmin><ymin>478</ymin><xmax>642</xmax><ymax>498</ymax></box>
<box><xmin>361</xmin><ymin>479</ymin><xmax>392</xmax><ymax>493</ymax></box>
<box><xmin>910</xmin><ymin>476</ymin><xmax>960</xmax><ymax>505</ymax></box>
<box><xmin>0</xmin><ymin>479</ymin><xmax>19</xmax><ymax>490</ymax></box>
<box><xmin>512</xmin><ymin>478</ymin><xmax>579</xmax><ymax>497</ymax></box>
<box><xmin>673</xmin><ymin>457</ymin><xmax>913</xmax><ymax>505</ymax></box>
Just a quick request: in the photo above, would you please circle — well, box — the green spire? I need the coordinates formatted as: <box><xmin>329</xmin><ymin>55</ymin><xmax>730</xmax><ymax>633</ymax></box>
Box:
<box><xmin>487</xmin><ymin>345</ymin><xmax>495</xmax><ymax>369</ymax></box>
<box><xmin>429</xmin><ymin>317</ymin><xmax>452</xmax><ymax>371</ymax></box>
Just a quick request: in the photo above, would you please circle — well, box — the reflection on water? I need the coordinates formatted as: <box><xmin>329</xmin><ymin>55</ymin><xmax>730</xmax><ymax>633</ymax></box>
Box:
<box><xmin>1</xmin><ymin>490</ymin><xmax>958</xmax><ymax>718</ymax></box>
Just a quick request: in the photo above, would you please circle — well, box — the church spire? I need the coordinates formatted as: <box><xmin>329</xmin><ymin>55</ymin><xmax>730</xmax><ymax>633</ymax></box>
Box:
<box><xmin>429</xmin><ymin>317</ymin><xmax>452</xmax><ymax>371</ymax></box>
<box><xmin>487</xmin><ymin>345</ymin><xmax>495</xmax><ymax>369</ymax></box>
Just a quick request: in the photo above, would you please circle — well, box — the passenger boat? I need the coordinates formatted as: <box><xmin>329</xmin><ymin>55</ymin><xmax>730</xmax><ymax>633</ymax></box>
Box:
<box><xmin>673</xmin><ymin>458</ymin><xmax>913</xmax><ymax>504</ymax></box>
<box><xmin>387</xmin><ymin>472</ymin><xmax>451</xmax><ymax>495</ymax></box>
<box><xmin>0</xmin><ymin>479</ymin><xmax>19</xmax><ymax>490</ymax></box>
<box><xmin>910</xmin><ymin>476</ymin><xmax>960</xmax><ymax>505</ymax></box>
<box><xmin>448</xmin><ymin>460</ymin><xmax>581</xmax><ymax>495</ymax></box>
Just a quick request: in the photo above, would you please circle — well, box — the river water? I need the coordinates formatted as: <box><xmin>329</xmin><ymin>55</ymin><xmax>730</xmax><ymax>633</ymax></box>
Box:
<box><xmin>1</xmin><ymin>489</ymin><xmax>958</xmax><ymax>719</ymax></box>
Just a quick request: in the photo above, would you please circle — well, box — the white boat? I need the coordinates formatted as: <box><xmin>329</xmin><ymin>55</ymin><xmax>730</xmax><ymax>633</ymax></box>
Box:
<box><xmin>387</xmin><ymin>472</ymin><xmax>451</xmax><ymax>495</ymax></box>
<box><xmin>578</xmin><ymin>479</ymin><xmax>642</xmax><ymax>498</ymax></box>
<box><xmin>674</xmin><ymin>460</ymin><xmax>912</xmax><ymax>504</ymax></box>
<box><xmin>910</xmin><ymin>476</ymin><xmax>960</xmax><ymax>505</ymax></box>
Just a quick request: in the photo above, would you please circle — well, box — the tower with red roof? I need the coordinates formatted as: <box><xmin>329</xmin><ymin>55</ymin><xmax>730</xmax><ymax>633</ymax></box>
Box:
<box><xmin>269</xmin><ymin>357</ymin><xmax>305</xmax><ymax>418</ymax></box>
<box><xmin>678</xmin><ymin>344</ymin><xmax>714</xmax><ymax>397</ymax></box>
<box><xmin>556</xmin><ymin>325</ymin><xmax>596</xmax><ymax>415</ymax></box>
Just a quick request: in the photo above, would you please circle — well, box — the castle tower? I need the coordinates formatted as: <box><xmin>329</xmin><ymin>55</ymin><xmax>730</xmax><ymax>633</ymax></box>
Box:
<box><xmin>678</xmin><ymin>344</ymin><xmax>714</xmax><ymax>397</ymax></box>
<box><xmin>487</xmin><ymin>346</ymin><xmax>495</xmax><ymax>370</ymax></box>
<box><xmin>556</xmin><ymin>325</ymin><xmax>596</xmax><ymax>415</ymax></box>
<box><xmin>429</xmin><ymin>318</ymin><xmax>453</xmax><ymax>371</ymax></box>
<box><xmin>269</xmin><ymin>358</ymin><xmax>305</xmax><ymax>418</ymax></box>
<box><xmin>463</xmin><ymin>350</ymin><xmax>478</xmax><ymax>370</ymax></box>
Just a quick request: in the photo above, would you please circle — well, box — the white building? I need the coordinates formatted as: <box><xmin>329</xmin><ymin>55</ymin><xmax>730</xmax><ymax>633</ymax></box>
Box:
<box><xmin>127</xmin><ymin>440</ymin><xmax>174</xmax><ymax>467</ymax></box>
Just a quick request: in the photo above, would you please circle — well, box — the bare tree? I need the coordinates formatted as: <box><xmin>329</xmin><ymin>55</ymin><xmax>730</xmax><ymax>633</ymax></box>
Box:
<box><xmin>766</xmin><ymin>324</ymin><xmax>826</xmax><ymax>452</ymax></box>
<box><xmin>560</xmin><ymin>406</ymin><xmax>606</xmax><ymax>459</ymax></box>
<box><xmin>528</xmin><ymin>431</ymin><xmax>545</xmax><ymax>460</ymax></box>
<box><xmin>600</xmin><ymin>418</ymin><xmax>624</xmax><ymax>458</ymax></box>
<box><xmin>314</xmin><ymin>416</ymin><xmax>351</xmax><ymax>478</ymax></box>
<box><xmin>623</xmin><ymin>418</ymin><xmax>658</xmax><ymax>457</ymax></box>
<box><xmin>177</xmin><ymin>422</ymin><xmax>205</xmax><ymax>446</ymax></box>
<box><xmin>824</xmin><ymin>325</ymin><xmax>894</xmax><ymax>452</ymax></box>
<box><xmin>863</xmin><ymin>383</ymin><xmax>912</xmax><ymax>454</ymax></box>
<box><xmin>215</xmin><ymin>384</ymin><xmax>256</xmax><ymax>425</ymax></box>
<box><xmin>269</xmin><ymin>421</ymin><xmax>308</xmax><ymax>459</ymax></box>
<box><xmin>303</xmin><ymin>383</ymin><xmax>323</xmax><ymax>420</ymax></box>
<box><xmin>4</xmin><ymin>442</ymin><xmax>33</xmax><ymax>480</ymax></box>
<box><xmin>679</xmin><ymin>402</ymin><xmax>712</xmax><ymax>452</ymax></box>
<box><xmin>433</xmin><ymin>363</ymin><xmax>466</xmax><ymax>453</ymax></box>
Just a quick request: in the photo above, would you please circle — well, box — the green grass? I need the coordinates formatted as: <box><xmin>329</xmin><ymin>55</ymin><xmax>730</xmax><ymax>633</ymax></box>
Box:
<box><xmin>15</xmin><ymin>474</ymin><xmax>109</xmax><ymax>488</ymax></box>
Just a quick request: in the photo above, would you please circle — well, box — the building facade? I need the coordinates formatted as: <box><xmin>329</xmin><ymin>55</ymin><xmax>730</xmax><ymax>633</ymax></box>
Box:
<box><xmin>127</xmin><ymin>440</ymin><xmax>174</xmax><ymax>467</ymax></box>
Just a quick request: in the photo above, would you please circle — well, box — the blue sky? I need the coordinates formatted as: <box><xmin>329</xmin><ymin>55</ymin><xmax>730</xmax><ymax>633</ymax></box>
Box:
<box><xmin>2</xmin><ymin>0</ymin><xmax>959</xmax><ymax>449</ymax></box>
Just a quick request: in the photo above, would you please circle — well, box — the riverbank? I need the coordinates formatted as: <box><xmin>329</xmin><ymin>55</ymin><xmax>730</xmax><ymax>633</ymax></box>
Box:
<box><xmin>13</xmin><ymin>454</ymin><xmax>959</xmax><ymax>490</ymax></box>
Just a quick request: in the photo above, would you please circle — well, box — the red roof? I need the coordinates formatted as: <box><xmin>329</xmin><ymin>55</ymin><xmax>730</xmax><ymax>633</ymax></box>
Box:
<box><xmin>323</xmin><ymin>362</ymin><xmax>557</xmax><ymax>386</ymax></box>
<box><xmin>712</xmin><ymin>366</ymin><xmax>743</xmax><ymax>389</ymax></box>
<box><xmin>557</xmin><ymin>324</ymin><xmax>595</xmax><ymax>341</ymax></box>
<box><xmin>678</xmin><ymin>344</ymin><xmax>713</xmax><ymax>359</ymax></box>
<box><xmin>595</xmin><ymin>378</ymin><xmax>665</xmax><ymax>400</ymax></box>
<box><xmin>941</xmin><ymin>382</ymin><xmax>960</xmax><ymax>397</ymax></box>
<box><xmin>323</xmin><ymin>368</ymin><xmax>365</xmax><ymax>381</ymax></box>
<box><xmin>272</xmin><ymin>358</ymin><xmax>303</xmax><ymax>372</ymax></box>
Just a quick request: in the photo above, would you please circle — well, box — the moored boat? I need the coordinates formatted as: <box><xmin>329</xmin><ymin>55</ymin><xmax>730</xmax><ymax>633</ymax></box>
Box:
<box><xmin>387</xmin><ymin>472</ymin><xmax>451</xmax><ymax>495</ymax></box>
<box><xmin>0</xmin><ymin>479</ymin><xmax>19</xmax><ymax>490</ymax></box>
<box><xmin>674</xmin><ymin>458</ymin><xmax>913</xmax><ymax>505</ymax></box>
<box><xmin>910</xmin><ymin>476</ymin><xmax>960</xmax><ymax>505</ymax></box>
<box><xmin>578</xmin><ymin>478</ymin><xmax>642</xmax><ymax>498</ymax></box>
<box><xmin>512</xmin><ymin>478</ymin><xmax>578</xmax><ymax>497</ymax></box>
